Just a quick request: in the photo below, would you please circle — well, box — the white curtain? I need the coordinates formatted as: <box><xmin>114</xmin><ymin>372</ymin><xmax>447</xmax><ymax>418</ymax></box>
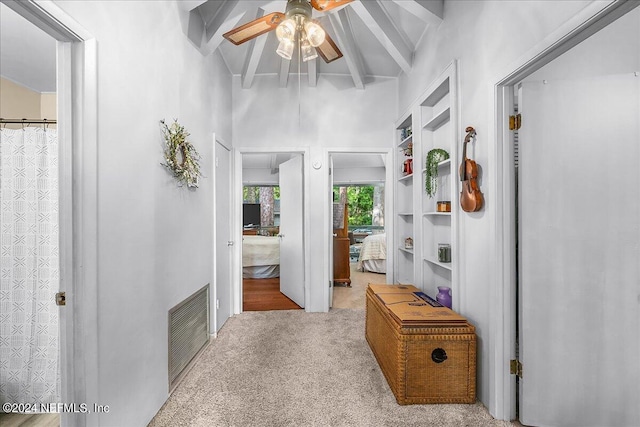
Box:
<box><xmin>0</xmin><ymin>127</ymin><xmax>60</xmax><ymax>405</ymax></box>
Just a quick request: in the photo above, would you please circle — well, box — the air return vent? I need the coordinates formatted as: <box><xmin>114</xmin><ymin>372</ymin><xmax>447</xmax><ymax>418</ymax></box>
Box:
<box><xmin>168</xmin><ymin>284</ymin><xmax>210</xmax><ymax>391</ymax></box>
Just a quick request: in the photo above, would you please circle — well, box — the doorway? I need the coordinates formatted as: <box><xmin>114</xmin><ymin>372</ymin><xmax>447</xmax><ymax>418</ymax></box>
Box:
<box><xmin>0</xmin><ymin>1</ymin><xmax>97</xmax><ymax>426</ymax></box>
<box><xmin>494</xmin><ymin>2</ymin><xmax>640</xmax><ymax>424</ymax></box>
<box><xmin>329</xmin><ymin>152</ymin><xmax>390</xmax><ymax>309</ymax></box>
<box><xmin>214</xmin><ymin>138</ymin><xmax>233</xmax><ymax>332</ymax></box>
<box><xmin>239</xmin><ymin>152</ymin><xmax>305</xmax><ymax>311</ymax></box>
<box><xmin>0</xmin><ymin>4</ymin><xmax>59</xmax><ymax>426</ymax></box>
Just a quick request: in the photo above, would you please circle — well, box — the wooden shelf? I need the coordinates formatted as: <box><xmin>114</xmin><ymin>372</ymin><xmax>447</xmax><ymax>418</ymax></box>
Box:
<box><xmin>438</xmin><ymin>158</ymin><xmax>451</xmax><ymax>168</ymax></box>
<box><xmin>398</xmin><ymin>134</ymin><xmax>413</xmax><ymax>148</ymax></box>
<box><xmin>424</xmin><ymin>257</ymin><xmax>452</xmax><ymax>271</ymax></box>
<box><xmin>398</xmin><ymin>212</ymin><xmax>414</xmax><ymax>216</ymax></box>
<box><xmin>420</xmin><ymin>77</ymin><xmax>450</xmax><ymax>107</ymax></box>
<box><xmin>399</xmin><ymin>247</ymin><xmax>414</xmax><ymax>255</ymax></box>
<box><xmin>423</xmin><ymin>107</ymin><xmax>450</xmax><ymax>131</ymax></box>
<box><xmin>398</xmin><ymin>173</ymin><xmax>413</xmax><ymax>182</ymax></box>
<box><xmin>423</xmin><ymin>212</ymin><xmax>452</xmax><ymax>217</ymax></box>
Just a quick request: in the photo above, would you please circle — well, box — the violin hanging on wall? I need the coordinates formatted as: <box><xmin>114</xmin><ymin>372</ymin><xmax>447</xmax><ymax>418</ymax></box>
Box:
<box><xmin>459</xmin><ymin>126</ymin><xmax>484</xmax><ymax>212</ymax></box>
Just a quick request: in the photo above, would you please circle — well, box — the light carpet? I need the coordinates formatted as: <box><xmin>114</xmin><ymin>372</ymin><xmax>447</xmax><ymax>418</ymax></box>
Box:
<box><xmin>332</xmin><ymin>264</ymin><xmax>384</xmax><ymax>309</ymax></box>
<box><xmin>149</xmin><ymin>309</ymin><xmax>517</xmax><ymax>427</ymax></box>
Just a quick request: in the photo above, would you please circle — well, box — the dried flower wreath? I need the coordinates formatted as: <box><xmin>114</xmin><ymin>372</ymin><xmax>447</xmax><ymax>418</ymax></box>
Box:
<box><xmin>160</xmin><ymin>119</ymin><xmax>202</xmax><ymax>188</ymax></box>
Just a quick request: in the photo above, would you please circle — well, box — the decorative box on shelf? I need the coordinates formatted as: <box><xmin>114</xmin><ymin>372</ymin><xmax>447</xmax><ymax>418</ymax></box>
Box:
<box><xmin>365</xmin><ymin>284</ymin><xmax>476</xmax><ymax>405</ymax></box>
<box><xmin>436</xmin><ymin>201</ymin><xmax>451</xmax><ymax>212</ymax></box>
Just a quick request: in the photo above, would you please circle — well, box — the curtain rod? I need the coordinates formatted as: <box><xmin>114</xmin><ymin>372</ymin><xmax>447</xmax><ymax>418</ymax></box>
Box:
<box><xmin>1</xmin><ymin>118</ymin><xmax>57</xmax><ymax>124</ymax></box>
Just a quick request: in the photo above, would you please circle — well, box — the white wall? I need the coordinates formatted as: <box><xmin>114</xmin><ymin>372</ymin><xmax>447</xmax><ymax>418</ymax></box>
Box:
<box><xmin>395</xmin><ymin>0</ymin><xmax>601</xmax><ymax>413</ymax></box>
<box><xmin>333</xmin><ymin>166</ymin><xmax>385</xmax><ymax>185</ymax></box>
<box><xmin>233</xmin><ymin>74</ymin><xmax>397</xmax><ymax>311</ymax></box>
<box><xmin>54</xmin><ymin>1</ymin><xmax>232</xmax><ymax>426</ymax></box>
<box><xmin>242</xmin><ymin>166</ymin><xmax>385</xmax><ymax>185</ymax></box>
<box><xmin>243</xmin><ymin>168</ymin><xmax>279</xmax><ymax>185</ymax></box>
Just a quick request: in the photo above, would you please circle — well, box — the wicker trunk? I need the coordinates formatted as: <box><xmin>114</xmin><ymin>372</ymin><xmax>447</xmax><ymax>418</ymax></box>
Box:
<box><xmin>365</xmin><ymin>284</ymin><xmax>476</xmax><ymax>405</ymax></box>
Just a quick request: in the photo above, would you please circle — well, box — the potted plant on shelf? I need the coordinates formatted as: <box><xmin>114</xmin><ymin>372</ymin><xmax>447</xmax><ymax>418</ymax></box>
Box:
<box><xmin>425</xmin><ymin>148</ymin><xmax>449</xmax><ymax>198</ymax></box>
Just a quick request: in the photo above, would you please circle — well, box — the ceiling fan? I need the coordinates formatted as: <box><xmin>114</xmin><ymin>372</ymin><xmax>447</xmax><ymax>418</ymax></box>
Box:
<box><xmin>222</xmin><ymin>0</ymin><xmax>353</xmax><ymax>63</ymax></box>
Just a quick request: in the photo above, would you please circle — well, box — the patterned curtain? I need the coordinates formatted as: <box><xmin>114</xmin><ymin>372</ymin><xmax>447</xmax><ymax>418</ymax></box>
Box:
<box><xmin>0</xmin><ymin>128</ymin><xmax>60</xmax><ymax>405</ymax></box>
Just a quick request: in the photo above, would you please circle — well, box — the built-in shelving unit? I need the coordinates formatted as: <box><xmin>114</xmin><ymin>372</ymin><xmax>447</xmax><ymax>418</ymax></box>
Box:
<box><xmin>394</xmin><ymin>112</ymin><xmax>415</xmax><ymax>285</ymax></box>
<box><xmin>393</xmin><ymin>61</ymin><xmax>459</xmax><ymax>307</ymax></box>
<box><xmin>420</xmin><ymin>62</ymin><xmax>458</xmax><ymax>306</ymax></box>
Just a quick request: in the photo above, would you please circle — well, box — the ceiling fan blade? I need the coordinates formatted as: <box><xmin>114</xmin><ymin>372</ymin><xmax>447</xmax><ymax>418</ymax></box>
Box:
<box><xmin>223</xmin><ymin>12</ymin><xmax>285</xmax><ymax>45</ymax></box>
<box><xmin>316</xmin><ymin>32</ymin><xmax>343</xmax><ymax>63</ymax></box>
<box><xmin>310</xmin><ymin>0</ymin><xmax>353</xmax><ymax>12</ymax></box>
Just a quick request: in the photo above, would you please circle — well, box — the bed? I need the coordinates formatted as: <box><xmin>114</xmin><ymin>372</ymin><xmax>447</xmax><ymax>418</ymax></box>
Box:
<box><xmin>242</xmin><ymin>235</ymin><xmax>280</xmax><ymax>279</ymax></box>
<box><xmin>357</xmin><ymin>233</ymin><xmax>387</xmax><ymax>274</ymax></box>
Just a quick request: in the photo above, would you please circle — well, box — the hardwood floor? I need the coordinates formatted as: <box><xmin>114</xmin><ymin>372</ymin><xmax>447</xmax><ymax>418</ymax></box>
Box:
<box><xmin>242</xmin><ymin>265</ymin><xmax>386</xmax><ymax>311</ymax></box>
<box><xmin>243</xmin><ymin>277</ymin><xmax>302</xmax><ymax>311</ymax></box>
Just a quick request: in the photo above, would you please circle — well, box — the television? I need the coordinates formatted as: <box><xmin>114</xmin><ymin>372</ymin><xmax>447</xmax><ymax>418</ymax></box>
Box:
<box><xmin>243</xmin><ymin>203</ymin><xmax>261</xmax><ymax>227</ymax></box>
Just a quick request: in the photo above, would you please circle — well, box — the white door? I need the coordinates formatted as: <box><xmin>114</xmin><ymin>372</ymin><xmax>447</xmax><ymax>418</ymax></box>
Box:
<box><xmin>215</xmin><ymin>141</ymin><xmax>232</xmax><ymax>332</ymax></box>
<box><xmin>278</xmin><ymin>155</ymin><xmax>305</xmax><ymax>307</ymax></box>
<box><xmin>329</xmin><ymin>156</ymin><xmax>334</xmax><ymax>308</ymax></box>
<box><xmin>518</xmin><ymin>74</ymin><xmax>639</xmax><ymax>426</ymax></box>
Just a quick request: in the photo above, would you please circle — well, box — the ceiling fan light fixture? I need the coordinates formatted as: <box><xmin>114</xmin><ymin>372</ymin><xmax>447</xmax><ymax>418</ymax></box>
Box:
<box><xmin>276</xmin><ymin>18</ymin><xmax>297</xmax><ymax>42</ymax></box>
<box><xmin>276</xmin><ymin>38</ymin><xmax>295</xmax><ymax>60</ymax></box>
<box><xmin>301</xmin><ymin>39</ymin><xmax>318</xmax><ymax>62</ymax></box>
<box><xmin>304</xmin><ymin>20</ymin><xmax>326</xmax><ymax>47</ymax></box>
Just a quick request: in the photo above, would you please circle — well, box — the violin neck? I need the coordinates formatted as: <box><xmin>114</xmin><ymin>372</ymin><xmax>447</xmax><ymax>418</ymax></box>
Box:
<box><xmin>461</xmin><ymin>140</ymin><xmax>468</xmax><ymax>181</ymax></box>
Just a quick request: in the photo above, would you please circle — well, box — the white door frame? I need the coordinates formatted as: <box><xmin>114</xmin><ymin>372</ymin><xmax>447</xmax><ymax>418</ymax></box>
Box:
<box><xmin>1</xmin><ymin>1</ymin><xmax>99</xmax><ymax>426</ymax></box>
<box><xmin>232</xmin><ymin>147</ymin><xmax>311</xmax><ymax>315</ymax></box>
<box><xmin>488</xmin><ymin>0</ymin><xmax>638</xmax><ymax>420</ymax></box>
<box><xmin>325</xmin><ymin>148</ymin><xmax>394</xmax><ymax>310</ymax></box>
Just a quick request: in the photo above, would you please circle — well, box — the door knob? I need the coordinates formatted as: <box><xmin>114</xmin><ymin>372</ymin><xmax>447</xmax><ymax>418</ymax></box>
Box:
<box><xmin>277</xmin><ymin>234</ymin><xmax>284</xmax><ymax>238</ymax></box>
<box><xmin>55</xmin><ymin>292</ymin><xmax>66</xmax><ymax>306</ymax></box>
<box><xmin>227</xmin><ymin>241</ymin><xmax>234</xmax><ymax>246</ymax></box>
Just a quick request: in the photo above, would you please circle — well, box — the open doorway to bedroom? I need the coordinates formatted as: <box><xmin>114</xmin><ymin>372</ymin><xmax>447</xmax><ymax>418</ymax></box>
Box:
<box><xmin>241</xmin><ymin>153</ymin><xmax>304</xmax><ymax>311</ymax></box>
<box><xmin>330</xmin><ymin>153</ymin><xmax>388</xmax><ymax>309</ymax></box>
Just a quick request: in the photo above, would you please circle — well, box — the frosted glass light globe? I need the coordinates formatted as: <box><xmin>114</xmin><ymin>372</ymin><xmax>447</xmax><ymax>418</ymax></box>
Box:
<box><xmin>301</xmin><ymin>39</ymin><xmax>318</xmax><ymax>62</ymax></box>
<box><xmin>276</xmin><ymin>19</ymin><xmax>296</xmax><ymax>42</ymax></box>
<box><xmin>304</xmin><ymin>21</ymin><xmax>325</xmax><ymax>47</ymax></box>
<box><xmin>276</xmin><ymin>39</ymin><xmax>294</xmax><ymax>60</ymax></box>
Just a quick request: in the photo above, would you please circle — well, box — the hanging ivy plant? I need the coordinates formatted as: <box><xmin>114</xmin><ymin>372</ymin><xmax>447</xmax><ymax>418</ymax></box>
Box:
<box><xmin>160</xmin><ymin>119</ymin><xmax>202</xmax><ymax>188</ymax></box>
<box><xmin>425</xmin><ymin>148</ymin><xmax>449</xmax><ymax>198</ymax></box>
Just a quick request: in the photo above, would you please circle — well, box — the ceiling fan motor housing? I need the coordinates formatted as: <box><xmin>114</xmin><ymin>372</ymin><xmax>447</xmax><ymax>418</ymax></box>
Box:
<box><xmin>285</xmin><ymin>0</ymin><xmax>313</xmax><ymax>21</ymax></box>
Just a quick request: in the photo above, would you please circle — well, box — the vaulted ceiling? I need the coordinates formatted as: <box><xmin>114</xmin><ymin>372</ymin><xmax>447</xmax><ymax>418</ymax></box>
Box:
<box><xmin>182</xmin><ymin>0</ymin><xmax>443</xmax><ymax>89</ymax></box>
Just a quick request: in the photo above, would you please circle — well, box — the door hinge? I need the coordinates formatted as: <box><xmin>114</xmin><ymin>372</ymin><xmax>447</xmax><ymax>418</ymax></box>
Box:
<box><xmin>55</xmin><ymin>291</ymin><xmax>66</xmax><ymax>306</ymax></box>
<box><xmin>510</xmin><ymin>359</ymin><xmax>522</xmax><ymax>378</ymax></box>
<box><xmin>509</xmin><ymin>114</ymin><xmax>522</xmax><ymax>130</ymax></box>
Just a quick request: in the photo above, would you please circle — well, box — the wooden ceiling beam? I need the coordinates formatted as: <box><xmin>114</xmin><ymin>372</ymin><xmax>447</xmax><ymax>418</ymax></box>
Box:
<box><xmin>328</xmin><ymin>9</ymin><xmax>365</xmax><ymax>89</ymax></box>
<box><xmin>178</xmin><ymin>1</ymin><xmax>208</xmax><ymax>12</ymax></box>
<box><xmin>241</xmin><ymin>8</ymin><xmax>268</xmax><ymax>89</ymax></box>
<box><xmin>308</xmin><ymin>57</ymin><xmax>318</xmax><ymax>87</ymax></box>
<box><xmin>279</xmin><ymin>58</ymin><xmax>291</xmax><ymax>88</ymax></box>
<box><xmin>200</xmin><ymin>0</ymin><xmax>244</xmax><ymax>55</ymax></box>
<box><xmin>350</xmin><ymin>0</ymin><xmax>412</xmax><ymax>74</ymax></box>
<box><xmin>390</xmin><ymin>0</ymin><xmax>443</xmax><ymax>27</ymax></box>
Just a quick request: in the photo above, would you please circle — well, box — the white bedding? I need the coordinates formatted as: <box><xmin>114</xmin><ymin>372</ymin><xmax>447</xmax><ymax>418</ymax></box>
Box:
<box><xmin>357</xmin><ymin>233</ymin><xmax>386</xmax><ymax>273</ymax></box>
<box><xmin>243</xmin><ymin>235</ymin><xmax>280</xmax><ymax>278</ymax></box>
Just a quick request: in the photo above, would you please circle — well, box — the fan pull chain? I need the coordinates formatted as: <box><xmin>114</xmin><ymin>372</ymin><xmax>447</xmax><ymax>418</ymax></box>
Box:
<box><xmin>298</xmin><ymin>32</ymin><xmax>301</xmax><ymax>127</ymax></box>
